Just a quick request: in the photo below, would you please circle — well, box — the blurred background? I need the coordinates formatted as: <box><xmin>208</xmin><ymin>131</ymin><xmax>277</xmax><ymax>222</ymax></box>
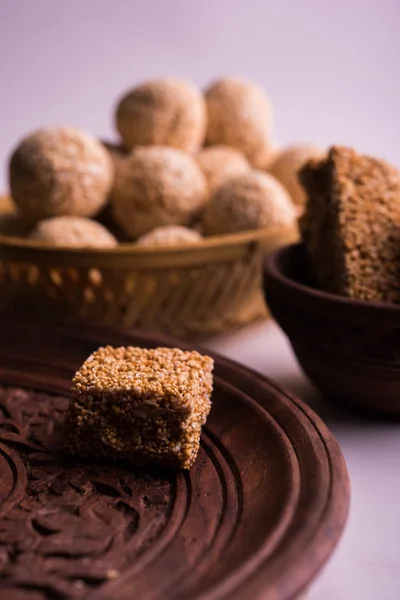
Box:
<box><xmin>0</xmin><ymin>0</ymin><xmax>399</xmax><ymax>190</ymax></box>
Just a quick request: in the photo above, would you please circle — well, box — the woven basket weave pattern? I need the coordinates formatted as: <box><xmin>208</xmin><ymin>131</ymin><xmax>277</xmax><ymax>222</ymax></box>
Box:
<box><xmin>0</xmin><ymin>198</ymin><xmax>297</xmax><ymax>338</ymax></box>
<box><xmin>0</xmin><ymin>251</ymin><xmax>266</xmax><ymax>338</ymax></box>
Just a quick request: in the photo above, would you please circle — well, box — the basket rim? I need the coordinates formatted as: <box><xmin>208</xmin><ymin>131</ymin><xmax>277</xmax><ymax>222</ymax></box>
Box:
<box><xmin>0</xmin><ymin>195</ymin><xmax>297</xmax><ymax>257</ymax></box>
<box><xmin>0</xmin><ymin>224</ymin><xmax>295</xmax><ymax>253</ymax></box>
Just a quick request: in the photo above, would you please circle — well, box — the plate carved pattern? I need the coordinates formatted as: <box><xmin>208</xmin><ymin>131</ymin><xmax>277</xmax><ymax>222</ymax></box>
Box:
<box><xmin>0</xmin><ymin>320</ymin><xmax>350</xmax><ymax>600</ymax></box>
<box><xmin>0</xmin><ymin>386</ymin><xmax>176</xmax><ymax>599</ymax></box>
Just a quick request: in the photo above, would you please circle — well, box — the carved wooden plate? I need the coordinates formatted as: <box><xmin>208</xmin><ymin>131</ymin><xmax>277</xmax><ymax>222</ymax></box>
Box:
<box><xmin>0</xmin><ymin>319</ymin><xmax>349</xmax><ymax>600</ymax></box>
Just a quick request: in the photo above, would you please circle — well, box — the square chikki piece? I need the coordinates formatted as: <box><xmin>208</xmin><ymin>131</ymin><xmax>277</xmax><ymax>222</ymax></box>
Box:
<box><xmin>299</xmin><ymin>145</ymin><xmax>400</xmax><ymax>302</ymax></box>
<box><xmin>61</xmin><ymin>346</ymin><xmax>214</xmax><ymax>469</ymax></box>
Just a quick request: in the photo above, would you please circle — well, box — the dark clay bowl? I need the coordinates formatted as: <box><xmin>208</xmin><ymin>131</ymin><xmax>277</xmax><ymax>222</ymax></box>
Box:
<box><xmin>264</xmin><ymin>243</ymin><xmax>400</xmax><ymax>418</ymax></box>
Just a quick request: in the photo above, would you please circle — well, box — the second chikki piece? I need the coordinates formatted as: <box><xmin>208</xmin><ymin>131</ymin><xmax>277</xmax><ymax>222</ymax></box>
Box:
<box><xmin>299</xmin><ymin>145</ymin><xmax>400</xmax><ymax>303</ymax></box>
<box><xmin>61</xmin><ymin>346</ymin><xmax>214</xmax><ymax>469</ymax></box>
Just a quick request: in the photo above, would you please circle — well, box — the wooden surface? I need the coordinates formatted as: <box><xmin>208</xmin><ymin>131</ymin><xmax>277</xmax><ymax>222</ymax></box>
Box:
<box><xmin>0</xmin><ymin>319</ymin><xmax>350</xmax><ymax>600</ymax></box>
<box><xmin>264</xmin><ymin>243</ymin><xmax>400</xmax><ymax>418</ymax></box>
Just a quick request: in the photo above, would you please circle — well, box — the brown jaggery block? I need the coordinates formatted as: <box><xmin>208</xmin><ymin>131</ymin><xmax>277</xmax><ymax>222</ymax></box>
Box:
<box><xmin>299</xmin><ymin>145</ymin><xmax>400</xmax><ymax>302</ymax></box>
<box><xmin>61</xmin><ymin>346</ymin><xmax>214</xmax><ymax>470</ymax></box>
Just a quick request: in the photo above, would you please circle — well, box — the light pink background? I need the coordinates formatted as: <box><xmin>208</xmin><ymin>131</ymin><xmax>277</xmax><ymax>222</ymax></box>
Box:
<box><xmin>1</xmin><ymin>0</ymin><xmax>399</xmax><ymax>191</ymax></box>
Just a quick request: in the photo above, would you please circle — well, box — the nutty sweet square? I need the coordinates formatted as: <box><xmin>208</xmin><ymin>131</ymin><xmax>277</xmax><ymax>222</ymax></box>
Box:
<box><xmin>299</xmin><ymin>146</ymin><xmax>400</xmax><ymax>303</ymax></box>
<box><xmin>61</xmin><ymin>346</ymin><xmax>214</xmax><ymax>469</ymax></box>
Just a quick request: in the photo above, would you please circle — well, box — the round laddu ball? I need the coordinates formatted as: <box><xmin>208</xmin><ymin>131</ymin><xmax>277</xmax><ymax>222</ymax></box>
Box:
<box><xmin>116</xmin><ymin>78</ymin><xmax>206</xmax><ymax>153</ymax></box>
<box><xmin>137</xmin><ymin>225</ymin><xmax>203</xmax><ymax>247</ymax></box>
<box><xmin>268</xmin><ymin>144</ymin><xmax>325</xmax><ymax>206</ymax></box>
<box><xmin>196</xmin><ymin>145</ymin><xmax>250</xmax><ymax>194</ymax></box>
<box><xmin>111</xmin><ymin>146</ymin><xmax>208</xmax><ymax>239</ymax></box>
<box><xmin>9</xmin><ymin>127</ymin><xmax>113</xmax><ymax>224</ymax></box>
<box><xmin>203</xmin><ymin>171</ymin><xmax>296</xmax><ymax>236</ymax></box>
<box><xmin>205</xmin><ymin>77</ymin><xmax>273</xmax><ymax>168</ymax></box>
<box><xmin>29</xmin><ymin>216</ymin><xmax>118</xmax><ymax>248</ymax></box>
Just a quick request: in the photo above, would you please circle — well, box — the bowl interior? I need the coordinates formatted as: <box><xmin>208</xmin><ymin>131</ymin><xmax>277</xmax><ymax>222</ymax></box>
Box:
<box><xmin>264</xmin><ymin>243</ymin><xmax>400</xmax><ymax>325</ymax></box>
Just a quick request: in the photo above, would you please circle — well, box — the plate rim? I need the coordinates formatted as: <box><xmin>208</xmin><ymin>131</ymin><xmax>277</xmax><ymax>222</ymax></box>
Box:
<box><xmin>0</xmin><ymin>318</ymin><xmax>350</xmax><ymax>600</ymax></box>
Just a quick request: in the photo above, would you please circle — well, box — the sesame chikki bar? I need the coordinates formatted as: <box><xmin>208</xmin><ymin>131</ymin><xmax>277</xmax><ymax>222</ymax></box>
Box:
<box><xmin>61</xmin><ymin>346</ymin><xmax>214</xmax><ymax>469</ymax></box>
<box><xmin>299</xmin><ymin>146</ymin><xmax>400</xmax><ymax>302</ymax></box>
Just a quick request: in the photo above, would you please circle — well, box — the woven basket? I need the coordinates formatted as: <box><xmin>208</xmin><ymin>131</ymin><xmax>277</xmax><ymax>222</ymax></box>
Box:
<box><xmin>0</xmin><ymin>196</ymin><xmax>298</xmax><ymax>338</ymax></box>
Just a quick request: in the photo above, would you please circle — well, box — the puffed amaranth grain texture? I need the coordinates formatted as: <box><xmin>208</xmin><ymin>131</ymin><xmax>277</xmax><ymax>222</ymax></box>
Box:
<box><xmin>205</xmin><ymin>77</ymin><xmax>273</xmax><ymax>168</ymax></box>
<box><xmin>9</xmin><ymin>127</ymin><xmax>113</xmax><ymax>224</ymax></box>
<box><xmin>203</xmin><ymin>171</ymin><xmax>296</xmax><ymax>235</ymax></box>
<box><xmin>299</xmin><ymin>146</ymin><xmax>400</xmax><ymax>302</ymax></box>
<box><xmin>116</xmin><ymin>78</ymin><xmax>206</xmax><ymax>153</ymax></box>
<box><xmin>111</xmin><ymin>146</ymin><xmax>208</xmax><ymax>239</ymax></box>
<box><xmin>196</xmin><ymin>145</ymin><xmax>250</xmax><ymax>195</ymax></box>
<box><xmin>61</xmin><ymin>346</ymin><xmax>214</xmax><ymax>470</ymax></box>
<box><xmin>29</xmin><ymin>216</ymin><xmax>118</xmax><ymax>248</ymax></box>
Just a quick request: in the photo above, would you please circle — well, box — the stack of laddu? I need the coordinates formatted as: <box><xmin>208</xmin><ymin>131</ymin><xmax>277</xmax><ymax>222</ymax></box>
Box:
<box><xmin>3</xmin><ymin>76</ymin><xmax>322</xmax><ymax>249</ymax></box>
